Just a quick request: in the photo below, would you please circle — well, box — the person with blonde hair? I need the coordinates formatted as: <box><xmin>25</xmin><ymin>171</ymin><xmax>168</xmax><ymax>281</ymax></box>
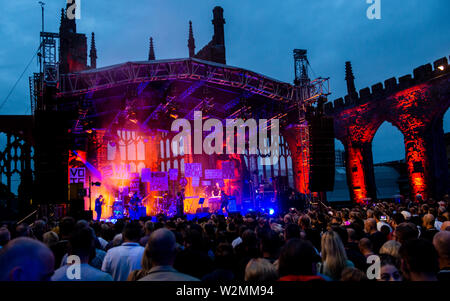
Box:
<box><xmin>244</xmin><ymin>258</ymin><xmax>278</xmax><ymax>281</ymax></box>
<box><xmin>319</xmin><ymin>231</ymin><xmax>354</xmax><ymax>280</ymax></box>
<box><xmin>379</xmin><ymin>240</ymin><xmax>401</xmax><ymax>259</ymax></box>
<box><xmin>42</xmin><ymin>231</ymin><xmax>59</xmax><ymax>248</ymax></box>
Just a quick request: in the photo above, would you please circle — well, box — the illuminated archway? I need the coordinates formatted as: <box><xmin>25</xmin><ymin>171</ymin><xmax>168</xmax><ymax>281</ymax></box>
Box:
<box><xmin>372</xmin><ymin>122</ymin><xmax>405</xmax><ymax>200</ymax></box>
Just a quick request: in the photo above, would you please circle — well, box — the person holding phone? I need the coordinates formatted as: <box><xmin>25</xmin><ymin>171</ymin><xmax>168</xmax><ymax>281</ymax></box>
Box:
<box><xmin>375</xmin><ymin>211</ymin><xmax>392</xmax><ymax>232</ymax></box>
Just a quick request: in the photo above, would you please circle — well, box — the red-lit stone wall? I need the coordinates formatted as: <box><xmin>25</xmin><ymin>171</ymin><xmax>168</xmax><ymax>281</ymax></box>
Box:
<box><xmin>325</xmin><ymin>58</ymin><xmax>450</xmax><ymax>202</ymax></box>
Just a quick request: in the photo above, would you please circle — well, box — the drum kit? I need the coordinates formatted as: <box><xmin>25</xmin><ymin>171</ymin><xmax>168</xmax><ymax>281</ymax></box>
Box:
<box><xmin>109</xmin><ymin>198</ymin><xmax>145</xmax><ymax>219</ymax></box>
<box><xmin>109</xmin><ymin>199</ymin><xmax>125</xmax><ymax>219</ymax></box>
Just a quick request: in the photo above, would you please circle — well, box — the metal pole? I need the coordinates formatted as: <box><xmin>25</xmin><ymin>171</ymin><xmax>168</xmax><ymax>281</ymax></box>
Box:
<box><xmin>41</xmin><ymin>2</ymin><xmax>44</xmax><ymax>32</ymax></box>
<box><xmin>89</xmin><ymin>176</ymin><xmax>92</xmax><ymax>211</ymax></box>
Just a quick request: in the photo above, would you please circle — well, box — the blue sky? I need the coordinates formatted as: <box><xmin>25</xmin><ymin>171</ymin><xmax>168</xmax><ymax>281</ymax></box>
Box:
<box><xmin>0</xmin><ymin>0</ymin><xmax>449</xmax><ymax>163</ymax></box>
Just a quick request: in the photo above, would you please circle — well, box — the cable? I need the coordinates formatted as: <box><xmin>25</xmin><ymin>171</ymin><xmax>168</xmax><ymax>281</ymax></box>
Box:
<box><xmin>0</xmin><ymin>45</ymin><xmax>41</xmax><ymax>112</ymax></box>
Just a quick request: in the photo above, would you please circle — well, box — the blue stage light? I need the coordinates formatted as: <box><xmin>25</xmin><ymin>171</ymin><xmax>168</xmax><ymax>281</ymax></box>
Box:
<box><xmin>269</xmin><ymin>208</ymin><xmax>274</xmax><ymax>215</ymax></box>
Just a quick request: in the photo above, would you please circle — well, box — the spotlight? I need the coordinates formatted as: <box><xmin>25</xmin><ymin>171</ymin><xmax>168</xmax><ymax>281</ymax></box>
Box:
<box><xmin>269</xmin><ymin>208</ymin><xmax>275</xmax><ymax>215</ymax></box>
<box><xmin>438</xmin><ymin>65</ymin><xmax>445</xmax><ymax>71</ymax></box>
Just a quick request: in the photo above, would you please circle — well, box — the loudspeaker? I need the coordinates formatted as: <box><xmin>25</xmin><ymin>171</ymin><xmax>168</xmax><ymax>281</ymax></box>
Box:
<box><xmin>69</xmin><ymin>199</ymin><xmax>85</xmax><ymax>218</ymax></box>
<box><xmin>308</xmin><ymin>115</ymin><xmax>335</xmax><ymax>191</ymax></box>
<box><xmin>33</xmin><ymin>110</ymin><xmax>73</xmax><ymax>204</ymax></box>
<box><xmin>69</xmin><ymin>183</ymin><xmax>85</xmax><ymax>200</ymax></box>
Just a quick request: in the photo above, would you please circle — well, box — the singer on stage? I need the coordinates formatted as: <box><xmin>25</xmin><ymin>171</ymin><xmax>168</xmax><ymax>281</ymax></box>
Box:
<box><xmin>94</xmin><ymin>195</ymin><xmax>105</xmax><ymax>221</ymax></box>
<box><xmin>176</xmin><ymin>188</ymin><xmax>185</xmax><ymax>217</ymax></box>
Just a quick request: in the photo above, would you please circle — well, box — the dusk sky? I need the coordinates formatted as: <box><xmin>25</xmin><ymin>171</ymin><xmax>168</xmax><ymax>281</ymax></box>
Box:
<box><xmin>0</xmin><ymin>0</ymin><xmax>449</xmax><ymax>164</ymax></box>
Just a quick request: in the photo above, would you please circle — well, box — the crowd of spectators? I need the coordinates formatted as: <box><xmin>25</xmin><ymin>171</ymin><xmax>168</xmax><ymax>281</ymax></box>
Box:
<box><xmin>0</xmin><ymin>197</ymin><xmax>449</xmax><ymax>282</ymax></box>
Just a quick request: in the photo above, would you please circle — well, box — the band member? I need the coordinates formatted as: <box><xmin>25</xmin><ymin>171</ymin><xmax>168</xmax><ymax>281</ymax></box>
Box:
<box><xmin>176</xmin><ymin>189</ymin><xmax>185</xmax><ymax>217</ymax></box>
<box><xmin>212</xmin><ymin>182</ymin><xmax>221</xmax><ymax>197</ymax></box>
<box><xmin>129</xmin><ymin>192</ymin><xmax>141</xmax><ymax>220</ymax></box>
<box><xmin>94</xmin><ymin>195</ymin><xmax>105</xmax><ymax>221</ymax></box>
<box><xmin>219</xmin><ymin>190</ymin><xmax>229</xmax><ymax>214</ymax></box>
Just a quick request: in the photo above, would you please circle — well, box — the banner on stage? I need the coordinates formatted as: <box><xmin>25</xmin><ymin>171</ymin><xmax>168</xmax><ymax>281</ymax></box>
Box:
<box><xmin>130</xmin><ymin>173</ymin><xmax>140</xmax><ymax>192</ymax></box>
<box><xmin>184</xmin><ymin>163</ymin><xmax>202</xmax><ymax>177</ymax></box>
<box><xmin>169</xmin><ymin>169</ymin><xmax>178</xmax><ymax>181</ymax></box>
<box><xmin>222</xmin><ymin>161</ymin><xmax>235</xmax><ymax>179</ymax></box>
<box><xmin>205</xmin><ymin>169</ymin><xmax>223</xmax><ymax>179</ymax></box>
<box><xmin>150</xmin><ymin>172</ymin><xmax>168</xmax><ymax>191</ymax></box>
<box><xmin>141</xmin><ymin>168</ymin><xmax>152</xmax><ymax>182</ymax></box>
<box><xmin>69</xmin><ymin>168</ymin><xmax>85</xmax><ymax>184</ymax></box>
<box><xmin>192</xmin><ymin>177</ymin><xmax>200</xmax><ymax>187</ymax></box>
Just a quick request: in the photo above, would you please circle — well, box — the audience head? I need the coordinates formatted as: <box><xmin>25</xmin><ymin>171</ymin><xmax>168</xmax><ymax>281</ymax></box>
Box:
<box><xmin>378</xmin><ymin>254</ymin><xmax>402</xmax><ymax>281</ymax></box>
<box><xmin>68</xmin><ymin>225</ymin><xmax>96</xmax><ymax>263</ymax></box>
<box><xmin>144</xmin><ymin>221</ymin><xmax>153</xmax><ymax>236</ymax></box>
<box><xmin>42</xmin><ymin>231</ymin><xmax>59</xmax><ymax>247</ymax></box>
<box><xmin>146</xmin><ymin>228</ymin><xmax>177</xmax><ymax>266</ymax></box>
<box><xmin>346</xmin><ymin>228</ymin><xmax>357</xmax><ymax>243</ymax></box>
<box><xmin>432</xmin><ymin>231</ymin><xmax>450</xmax><ymax>269</ymax></box>
<box><xmin>122</xmin><ymin>221</ymin><xmax>143</xmax><ymax>242</ymax></box>
<box><xmin>401</xmin><ymin>211</ymin><xmax>411</xmax><ymax>221</ymax></box>
<box><xmin>440</xmin><ymin>221</ymin><xmax>450</xmax><ymax>231</ymax></box>
<box><xmin>15</xmin><ymin>223</ymin><xmax>31</xmax><ymax>238</ymax></box>
<box><xmin>422</xmin><ymin>214</ymin><xmax>435</xmax><ymax>229</ymax></box>
<box><xmin>299</xmin><ymin>215</ymin><xmax>311</xmax><ymax>230</ymax></box>
<box><xmin>32</xmin><ymin>220</ymin><xmax>47</xmax><ymax>241</ymax></box>
<box><xmin>399</xmin><ymin>239</ymin><xmax>439</xmax><ymax>281</ymax></box>
<box><xmin>278</xmin><ymin>238</ymin><xmax>320</xmax><ymax>277</ymax></box>
<box><xmin>0</xmin><ymin>237</ymin><xmax>54</xmax><ymax>281</ymax></box>
<box><xmin>394</xmin><ymin>222</ymin><xmax>418</xmax><ymax>244</ymax></box>
<box><xmin>284</xmin><ymin>224</ymin><xmax>300</xmax><ymax>241</ymax></box>
<box><xmin>379</xmin><ymin>240</ymin><xmax>401</xmax><ymax>259</ymax></box>
<box><xmin>59</xmin><ymin>217</ymin><xmax>76</xmax><ymax>239</ymax></box>
<box><xmin>214</xmin><ymin>243</ymin><xmax>235</xmax><ymax>269</ymax></box>
<box><xmin>358</xmin><ymin>238</ymin><xmax>373</xmax><ymax>255</ymax></box>
<box><xmin>321</xmin><ymin>231</ymin><xmax>348</xmax><ymax>280</ymax></box>
<box><xmin>341</xmin><ymin>267</ymin><xmax>367</xmax><ymax>281</ymax></box>
<box><xmin>391</xmin><ymin>213</ymin><xmax>405</xmax><ymax>227</ymax></box>
<box><xmin>260</xmin><ymin>230</ymin><xmax>281</xmax><ymax>258</ymax></box>
<box><xmin>0</xmin><ymin>227</ymin><xmax>11</xmax><ymax>247</ymax></box>
<box><xmin>245</xmin><ymin>258</ymin><xmax>278</xmax><ymax>281</ymax></box>
<box><xmin>364</xmin><ymin>218</ymin><xmax>377</xmax><ymax>234</ymax></box>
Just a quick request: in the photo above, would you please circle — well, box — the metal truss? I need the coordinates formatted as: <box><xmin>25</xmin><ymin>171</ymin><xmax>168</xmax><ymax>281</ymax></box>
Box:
<box><xmin>59</xmin><ymin>58</ymin><xmax>302</xmax><ymax>103</ymax></box>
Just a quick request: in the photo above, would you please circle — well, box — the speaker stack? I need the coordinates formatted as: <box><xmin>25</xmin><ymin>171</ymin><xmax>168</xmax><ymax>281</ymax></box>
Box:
<box><xmin>308</xmin><ymin>115</ymin><xmax>335</xmax><ymax>192</ymax></box>
<box><xmin>33</xmin><ymin>110</ymin><xmax>72</xmax><ymax>205</ymax></box>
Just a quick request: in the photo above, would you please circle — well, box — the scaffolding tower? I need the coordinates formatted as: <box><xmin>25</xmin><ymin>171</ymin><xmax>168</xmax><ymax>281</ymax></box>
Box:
<box><xmin>292</xmin><ymin>49</ymin><xmax>331</xmax><ymax>201</ymax></box>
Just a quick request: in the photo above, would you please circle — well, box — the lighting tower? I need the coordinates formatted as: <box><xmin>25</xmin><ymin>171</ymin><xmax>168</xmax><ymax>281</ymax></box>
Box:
<box><xmin>30</xmin><ymin>1</ymin><xmax>59</xmax><ymax>113</ymax></box>
<box><xmin>291</xmin><ymin>49</ymin><xmax>331</xmax><ymax>201</ymax></box>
